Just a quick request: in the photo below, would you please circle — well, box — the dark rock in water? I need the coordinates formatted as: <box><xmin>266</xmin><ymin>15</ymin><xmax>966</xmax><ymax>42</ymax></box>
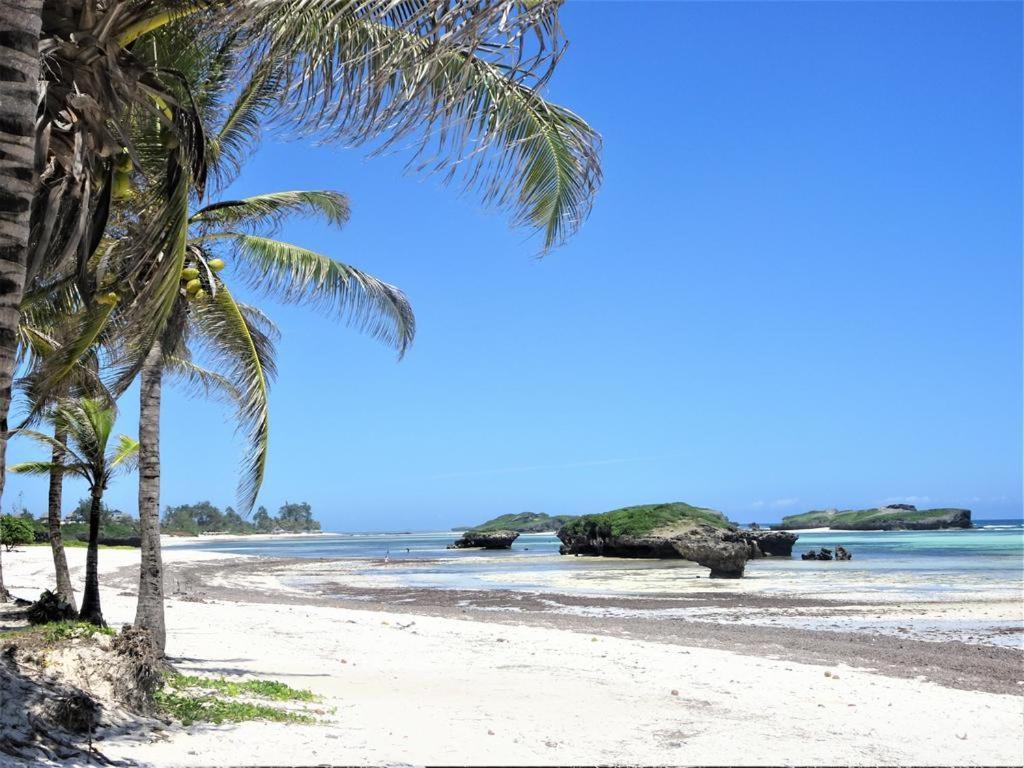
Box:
<box><xmin>802</xmin><ymin>547</ymin><xmax>834</xmax><ymax>561</ymax></box>
<box><xmin>801</xmin><ymin>546</ymin><xmax>852</xmax><ymax>561</ymax></box>
<box><xmin>735</xmin><ymin>529</ymin><xmax>798</xmax><ymax>558</ymax></box>
<box><xmin>450</xmin><ymin>530</ymin><xmax>520</xmax><ymax>549</ymax></box>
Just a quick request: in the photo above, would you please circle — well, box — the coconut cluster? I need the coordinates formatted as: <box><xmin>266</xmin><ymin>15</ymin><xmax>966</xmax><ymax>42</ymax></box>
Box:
<box><xmin>181</xmin><ymin>258</ymin><xmax>225</xmax><ymax>301</ymax></box>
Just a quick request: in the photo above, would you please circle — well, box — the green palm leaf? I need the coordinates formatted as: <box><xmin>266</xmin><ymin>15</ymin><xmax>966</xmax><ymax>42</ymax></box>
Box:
<box><xmin>8</xmin><ymin>461</ymin><xmax>62</xmax><ymax>477</ymax></box>
<box><xmin>189</xmin><ymin>282</ymin><xmax>275</xmax><ymax>513</ymax></box>
<box><xmin>239</xmin><ymin>6</ymin><xmax>601</xmax><ymax>249</ymax></box>
<box><xmin>201</xmin><ymin>233</ymin><xmax>415</xmax><ymax>356</ymax></box>
<box><xmin>190</xmin><ymin>190</ymin><xmax>350</xmax><ymax>232</ymax></box>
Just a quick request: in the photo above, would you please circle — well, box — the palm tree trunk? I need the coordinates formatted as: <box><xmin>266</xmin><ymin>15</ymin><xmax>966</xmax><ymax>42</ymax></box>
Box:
<box><xmin>0</xmin><ymin>1</ymin><xmax>43</xmax><ymax>603</ymax></box>
<box><xmin>47</xmin><ymin>425</ymin><xmax>76</xmax><ymax>610</ymax></box>
<box><xmin>0</xmin><ymin>544</ymin><xmax>9</xmax><ymax>602</ymax></box>
<box><xmin>78</xmin><ymin>485</ymin><xmax>105</xmax><ymax>626</ymax></box>
<box><xmin>134</xmin><ymin>345</ymin><xmax>166</xmax><ymax>651</ymax></box>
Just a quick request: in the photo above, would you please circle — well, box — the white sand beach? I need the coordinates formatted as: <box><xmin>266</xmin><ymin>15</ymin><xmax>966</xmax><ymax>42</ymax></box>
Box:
<box><xmin>1</xmin><ymin>541</ymin><xmax>1022</xmax><ymax>767</ymax></box>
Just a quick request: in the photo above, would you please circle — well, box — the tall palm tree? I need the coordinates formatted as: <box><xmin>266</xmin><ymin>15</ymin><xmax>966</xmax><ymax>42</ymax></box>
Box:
<box><xmin>96</xmin><ymin>33</ymin><xmax>414</xmax><ymax>652</ymax></box>
<box><xmin>10</xmin><ymin>398</ymin><xmax>138</xmax><ymax>625</ymax></box>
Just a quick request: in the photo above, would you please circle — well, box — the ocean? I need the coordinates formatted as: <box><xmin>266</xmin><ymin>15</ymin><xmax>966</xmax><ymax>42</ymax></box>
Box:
<box><xmin>168</xmin><ymin>519</ymin><xmax>1024</xmax><ymax>602</ymax></box>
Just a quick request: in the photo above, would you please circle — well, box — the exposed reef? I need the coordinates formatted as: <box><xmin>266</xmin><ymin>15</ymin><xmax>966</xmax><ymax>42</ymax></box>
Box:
<box><xmin>449</xmin><ymin>530</ymin><xmax>520</xmax><ymax>549</ymax></box>
<box><xmin>556</xmin><ymin>502</ymin><xmax>798</xmax><ymax>578</ymax></box>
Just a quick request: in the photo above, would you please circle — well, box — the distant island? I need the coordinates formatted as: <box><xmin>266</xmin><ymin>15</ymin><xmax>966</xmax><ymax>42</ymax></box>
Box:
<box><xmin>453</xmin><ymin>511</ymin><xmax>577</xmax><ymax>534</ymax></box>
<box><xmin>556</xmin><ymin>501</ymin><xmax>797</xmax><ymax>578</ymax></box>
<box><xmin>774</xmin><ymin>504</ymin><xmax>972</xmax><ymax>531</ymax></box>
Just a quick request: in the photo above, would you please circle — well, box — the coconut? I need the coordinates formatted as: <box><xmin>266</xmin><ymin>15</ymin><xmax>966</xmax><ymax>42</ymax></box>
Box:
<box><xmin>194</xmin><ymin>289</ymin><xmax>208</xmax><ymax>301</ymax></box>
<box><xmin>208</xmin><ymin>258</ymin><xmax>225</xmax><ymax>272</ymax></box>
<box><xmin>112</xmin><ymin>172</ymin><xmax>132</xmax><ymax>199</ymax></box>
<box><xmin>181</xmin><ymin>267</ymin><xmax>200</xmax><ymax>281</ymax></box>
<box><xmin>185</xmin><ymin>279</ymin><xmax>202</xmax><ymax>295</ymax></box>
<box><xmin>96</xmin><ymin>292</ymin><xmax>119</xmax><ymax>307</ymax></box>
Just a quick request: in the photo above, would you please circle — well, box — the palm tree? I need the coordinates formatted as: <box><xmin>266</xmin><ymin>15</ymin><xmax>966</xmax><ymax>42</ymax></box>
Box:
<box><xmin>15</xmin><ymin>284</ymin><xmax>113</xmax><ymax>611</ymax></box>
<box><xmin>93</xmin><ymin>33</ymin><xmax>414</xmax><ymax>652</ymax></box>
<box><xmin>10</xmin><ymin>398</ymin><xmax>138</xmax><ymax>625</ymax></box>
<box><xmin>0</xmin><ymin>3</ymin><xmax>601</xmax><ymax>613</ymax></box>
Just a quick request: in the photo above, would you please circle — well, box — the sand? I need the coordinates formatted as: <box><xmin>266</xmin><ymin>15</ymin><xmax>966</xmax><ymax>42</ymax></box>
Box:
<box><xmin>1</xmin><ymin>541</ymin><xmax>1022</xmax><ymax>766</ymax></box>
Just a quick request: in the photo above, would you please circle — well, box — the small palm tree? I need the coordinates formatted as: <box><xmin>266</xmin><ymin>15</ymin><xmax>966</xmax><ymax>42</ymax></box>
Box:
<box><xmin>10</xmin><ymin>399</ymin><xmax>139</xmax><ymax>626</ymax></box>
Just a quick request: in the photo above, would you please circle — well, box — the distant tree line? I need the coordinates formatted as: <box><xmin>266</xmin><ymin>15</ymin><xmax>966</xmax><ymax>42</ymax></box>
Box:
<box><xmin>0</xmin><ymin>498</ymin><xmax>319</xmax><ymax>549</ymax></box>
<box><xmin>162</xmin><ymin>501</ymin><xmax>320</xmax><ymax>535</ymax></box>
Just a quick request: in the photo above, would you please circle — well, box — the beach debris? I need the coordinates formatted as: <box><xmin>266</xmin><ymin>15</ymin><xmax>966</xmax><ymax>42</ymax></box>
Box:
<box><xmin>27</xmin><ymin>590</ymin><xmax>77</xmax><ymax>625</ymax></box>
<box><xmin>487</xmin><ymin>729</ymin><xmax>495</xmax><ymax>736</ymax></box>
<box><xmin>670</xmin><ymin>689</ymin><xmax>679</xmax><ymax>696</ymax></box>
<box><xmin>824</xmin><ymin>671</ymin><xmax>832</xmax><ymax>677</ymax></box>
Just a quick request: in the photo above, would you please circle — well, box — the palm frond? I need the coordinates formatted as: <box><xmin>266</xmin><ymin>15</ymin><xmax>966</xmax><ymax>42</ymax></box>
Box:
<box><xmin>210</xmin><ymin>61</ymin><xmax>284</xmax><ymax>187</ymax></box>
<box><xmin>106</xmin><ymin>156</ymin><xmax>192</xmax><ymax>396</ymax></box>
<box><xmin>236</xmin><ymin>4</ymin><xmax>600</xmax><ymax>249</ymax></box>
<box><xmin>11</xmin><ymin>427</ymin><xmax>87</xmax><ymax>473</ymax></box>
<box><xmin>200</xmin><ymin>233</ymin><xmax>415</xmax><ymax>356</ymax></box>
<box><xmin>190</xmin><ymin>190</ymin><xmax>350</xmax><ymax>233</ymax></box>
<box><xmin>21</xmin><ymin>303</ymin><xmax>116</xmax><ymax>414</ymax></box>
<box><xmin>190</xmin><ymin>282</ymin><xmax>276</xmax><ymax>513</ymax></box>
<box><xmin>8</xmin><ymin>461</ymin><xmax>62</xmax><ymax>477</ymax></box>
<box><xmin>111</xmin><ymin>435</ymin><xmax>141</xmax><ymax>472</ymax></box>
<box><xmin>165</xmin><ymin>355</ymin><xmax>241</xmax><ymax>404</ymax></box>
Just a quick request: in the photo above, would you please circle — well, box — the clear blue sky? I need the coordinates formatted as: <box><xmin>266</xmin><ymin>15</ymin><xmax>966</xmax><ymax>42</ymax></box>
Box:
<box><xmin>8</xmin><ymin>1</ymin><xmax>1022</xmax><ymax>529</ymax></box>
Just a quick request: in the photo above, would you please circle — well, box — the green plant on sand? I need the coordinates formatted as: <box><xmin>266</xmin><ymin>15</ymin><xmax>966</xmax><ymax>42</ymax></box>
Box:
<box><xmin>156</xmin><ymin>673</ymin><xmax>320</xmax><ymax>726</ymax></box>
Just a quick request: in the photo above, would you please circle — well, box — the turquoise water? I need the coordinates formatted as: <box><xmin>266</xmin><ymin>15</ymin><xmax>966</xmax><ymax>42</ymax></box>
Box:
<box><xmin>171</xmin><ymin>519</ymin><xmax>1024</xmax><ymax>597</ymax></box>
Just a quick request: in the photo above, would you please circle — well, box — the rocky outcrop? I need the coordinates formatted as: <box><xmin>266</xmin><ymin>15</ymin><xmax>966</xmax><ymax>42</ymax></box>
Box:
<box><xmin>734</xmin><ymin>529</ymin><xmax>798</xmax><ymax>558</ymax></box>
<box><xmin>555</xmin><ymin>502</ymin><xmax>801</xmax><ymax>577</ymax></box>
<box><xmin>777</xmin><ymin>505</ymin><xmax>972</xmax><ymax>531</ymax></box>
<box><xmin>801</xmin><ymin>546</ymin><xmax>852</xmax><ymax>561</ymax></box>
<box><xmin>450</xmin><ymin>530</ymin><xmax>520</xmax><ymax>549</ymax></box>
<box><xmin>557</xmin><ymin>522</ymin><xmax>750</xmax><ymax>577</ymax></box>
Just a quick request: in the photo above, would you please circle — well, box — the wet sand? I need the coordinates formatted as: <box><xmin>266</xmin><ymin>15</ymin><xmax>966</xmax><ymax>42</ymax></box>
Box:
<box><xmin>123</xmin><ymin>555</ymin><xmax>1024</xmax><ymax>697</ymax></box>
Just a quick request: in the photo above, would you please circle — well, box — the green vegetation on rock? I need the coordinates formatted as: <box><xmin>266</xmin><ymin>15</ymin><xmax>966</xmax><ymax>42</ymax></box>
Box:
<box><xmin>777</xmin><ymin>506</ymin><xmax>971</xmax><ymax>530</ymax></box>
<box><xmin>559</xmin><ymin>502</ymin><xmax>732</xmax><ymax>538</ymax></box>
<box><xmin>465</xmin><ymin>512</ymin><xmax>577</xmax><ymax>533</ymax></box>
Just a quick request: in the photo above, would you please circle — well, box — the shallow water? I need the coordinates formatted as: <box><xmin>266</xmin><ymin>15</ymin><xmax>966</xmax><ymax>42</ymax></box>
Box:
<box><xmin>173</xmin><ymin>519</ymin><xmax>1024</xmax><ymax>602</ymax></box>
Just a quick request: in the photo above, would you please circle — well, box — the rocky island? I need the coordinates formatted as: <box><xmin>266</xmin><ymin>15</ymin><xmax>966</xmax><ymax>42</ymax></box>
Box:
<box><xmin>775</xmin><ymin>504</ymin><xmax>972</xmax><ymax>531</ymax></box>
<box><xmin>452</xmin><ymin>512</ymin><xmax>577</xmax><ymax>534</ymax></box>
<box><xmin>556</xmin><ymin>502</ymin><xmax>798</xmax><ymax>578</ymax></box>
<box><xmin>449</xmin><ymin>530</ymin><xmax>520</xmax><ymax>549</ymax></box>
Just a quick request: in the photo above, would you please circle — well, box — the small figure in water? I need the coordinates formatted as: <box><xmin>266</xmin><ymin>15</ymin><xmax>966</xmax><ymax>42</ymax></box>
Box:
<box><xmin>384</xmin><ymin>547</ymin><xmax>390</xmax><ymax>564</ymax></box>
